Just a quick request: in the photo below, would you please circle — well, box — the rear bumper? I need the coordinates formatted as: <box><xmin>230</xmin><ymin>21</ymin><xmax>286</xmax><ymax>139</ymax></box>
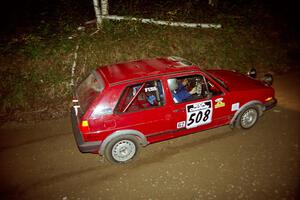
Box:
<box><xmin>71</xmin><ymin>107</ymin><xmax>101</xmax><ymax>153</ymax></box>
<box><xmin>264</xmin><ymin>98</ymin><xmax>277</xmax><ymax>111</ymax></box>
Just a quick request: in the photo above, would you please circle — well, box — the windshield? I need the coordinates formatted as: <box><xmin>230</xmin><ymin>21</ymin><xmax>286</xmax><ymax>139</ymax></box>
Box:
<box><xmin>203</xmin><ymin>70</ymin><xmax>229</xmax><ymax>91</ymax></box>
<box><xmin>76</xmin><ymin>72</ymin><xmax>104</xmax><ymax>114</ymax></box>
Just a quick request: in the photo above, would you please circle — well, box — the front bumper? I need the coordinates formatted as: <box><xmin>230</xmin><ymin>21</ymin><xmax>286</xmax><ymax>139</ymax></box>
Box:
<box><xmin>71</xmin><ymin>107</ymin><xmax>101</xmax><ymax>153</ymax></box>
<box><xmin>264</xmin><ymin>98</ymin><xmax>277</xmax><ymax>111</ymax></box>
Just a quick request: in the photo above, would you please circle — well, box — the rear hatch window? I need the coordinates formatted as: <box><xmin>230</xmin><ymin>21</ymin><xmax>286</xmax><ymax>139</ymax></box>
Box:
<box><xmin>76</xmin><ymin>72</ymin><xmax>104</xmax><ymax>114</ymax></box>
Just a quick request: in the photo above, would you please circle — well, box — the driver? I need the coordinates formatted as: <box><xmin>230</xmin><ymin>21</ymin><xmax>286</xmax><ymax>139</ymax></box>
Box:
<box><xmin>168</xmin><ymin>78</ymin><xmax>197</xmax><ymax>103</ymax></box>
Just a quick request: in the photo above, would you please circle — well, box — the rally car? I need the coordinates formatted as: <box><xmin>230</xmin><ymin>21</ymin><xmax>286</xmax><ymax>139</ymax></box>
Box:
<box><xmin>71</xmin><ymin>56</ymin><xmax>277</xmax><ymax>164</ymax></box>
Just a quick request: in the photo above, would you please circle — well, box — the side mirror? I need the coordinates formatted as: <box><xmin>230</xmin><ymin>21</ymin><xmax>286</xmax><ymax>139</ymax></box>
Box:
<box><xmin>263</xmin><ymin>73</ymin><xmax>273</xmax><ymax>86</ymax></box>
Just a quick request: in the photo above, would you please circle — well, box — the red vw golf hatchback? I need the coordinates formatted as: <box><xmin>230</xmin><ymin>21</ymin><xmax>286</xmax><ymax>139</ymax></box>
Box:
<box><xmin>71</xmin><ymin>57</ymin><xmax>276</xmax><ymax>163</ymax></box>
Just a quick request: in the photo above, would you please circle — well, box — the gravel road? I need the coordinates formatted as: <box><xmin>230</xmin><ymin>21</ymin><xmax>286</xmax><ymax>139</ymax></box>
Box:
<box><xmin>0</xmin><ymin>70</ymin><xmax>299</xmax><ymax>200</ymax></box>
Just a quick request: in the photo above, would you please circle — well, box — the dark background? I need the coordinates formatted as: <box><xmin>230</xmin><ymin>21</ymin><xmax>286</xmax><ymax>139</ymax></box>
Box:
<box><xmin>1</xmin><ymin>0</ymin><xmax>299</xmax><ymax>35</ymax></box>
<box><xmin>1</xmin><ymin>0</ymin><xmax>298</xmax><ymax>69</ymax></box>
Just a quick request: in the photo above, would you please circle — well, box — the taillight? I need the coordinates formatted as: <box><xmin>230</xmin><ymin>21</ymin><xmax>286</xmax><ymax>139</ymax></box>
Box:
<box><xmin>80</xmin><ymin>120</ymin><xmax>90</xmax><ymax>133</ymax></box>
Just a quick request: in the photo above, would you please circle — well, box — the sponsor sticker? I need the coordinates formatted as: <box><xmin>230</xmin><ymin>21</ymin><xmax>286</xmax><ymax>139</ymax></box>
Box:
<box><xmin>214</xmin><ymin>98</ymin><xmax>225</xmax><ymax>109</ymax></box>
<box><xmin>231</xmin><ymin>103</ymin><xmax>240</xmax><ymax>111</ymax></box>
<box><xmin>145</xmin><ymin>86</ymin><xmax>157</xmax><ymax>92</ymax></box>
<box><xmin>177</xmin><ymin>121</ymin><xmax>186</xmax><ymax>129</ymax></box>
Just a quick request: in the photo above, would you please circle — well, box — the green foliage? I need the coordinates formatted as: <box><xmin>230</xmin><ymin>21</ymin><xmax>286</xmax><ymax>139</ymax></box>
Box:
<box><xmin>18</xmin><ymin>34</ymin><xmax>45</xmax><ymax>59</ymax></box>
<box><xmin>0</xmin><ymin>1</ymin><xmax>294</xmax><ymax>120</ymax></box>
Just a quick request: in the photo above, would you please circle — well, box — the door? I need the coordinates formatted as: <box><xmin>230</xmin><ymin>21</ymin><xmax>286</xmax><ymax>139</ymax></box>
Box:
<box><xmin>114</xmin><ymin>79</ymin><xmax>173</xmax><ymax>142</ymax></box>
<box><xmin>166</xmin><ymin>73</ymin><xmax>230</xmax><ymax>135</ymax></box>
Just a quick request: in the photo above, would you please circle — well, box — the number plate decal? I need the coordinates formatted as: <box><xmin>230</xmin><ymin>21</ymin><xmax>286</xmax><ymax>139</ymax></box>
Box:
<box><xmin>186</xmin><ymin>100</ymin><xmax>213</xmax><ymax>129</ymax></box>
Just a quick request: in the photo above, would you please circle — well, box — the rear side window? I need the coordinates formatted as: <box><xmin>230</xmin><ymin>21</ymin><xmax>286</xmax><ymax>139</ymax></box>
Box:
<box><xmin>116</xmin><ymin>80</ymin><xmax>164</xmax><ymax>113</ymax></box>
<box><xmin>77</xmin><ymin>72</ymin><xmax>104</xmax><ymax>113</ymax></box>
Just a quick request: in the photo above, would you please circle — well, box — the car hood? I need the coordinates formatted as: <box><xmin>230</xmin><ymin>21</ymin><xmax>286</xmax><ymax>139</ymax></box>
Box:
<box><xmin>207</xmin><ymin>70</ymin><xmax>267</xmax><ymax>91</ymax></box>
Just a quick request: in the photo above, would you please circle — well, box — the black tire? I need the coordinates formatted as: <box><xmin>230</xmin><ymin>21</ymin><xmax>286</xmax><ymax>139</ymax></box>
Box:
<box><xmin>104</xmin><ymin>135</ymin><xmax>140</xmax><ymax>164</ymax></box>
<box><xmin>235</xmin><ymin>106</ymin><xmax>259</xmax><ymax>129</ymax></box>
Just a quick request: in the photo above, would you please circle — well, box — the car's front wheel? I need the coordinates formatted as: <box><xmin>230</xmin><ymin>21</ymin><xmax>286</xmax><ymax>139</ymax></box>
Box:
<box><xmin>104</xmin><ymin>135</ymin><xmax>140</xmax><ymax>164</ymax></box>
<box><xmin>236</xmin><ymin>106</ymin><xmax>259</xmax><ymax>129</ymax></box>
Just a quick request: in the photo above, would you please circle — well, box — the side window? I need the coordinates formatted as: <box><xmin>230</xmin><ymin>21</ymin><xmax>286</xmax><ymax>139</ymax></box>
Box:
<box><xmin>116</xmin><ymin>80</ymin><xmax>165</xmax><ymax>113</ymax></box>
<box><xmin>207</xmin><ymin>80</ymin><xmax>223</xmax><ymax>96</ymax></box>
<box><xmin>167</xmin><ymin>75</ymin><xmax>208</xmax><ymax>103</ymax></box>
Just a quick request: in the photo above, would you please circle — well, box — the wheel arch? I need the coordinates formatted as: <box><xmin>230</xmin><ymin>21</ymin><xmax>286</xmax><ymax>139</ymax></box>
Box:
<box><xmin>99</xmin><ymin>129</ymin><xmax>148</xmax><ymax>155</ymax></box>
<box><xmin>230</xmin><ymin>100</ymin><xmax>264</xmax><ymax>127</ymax></box>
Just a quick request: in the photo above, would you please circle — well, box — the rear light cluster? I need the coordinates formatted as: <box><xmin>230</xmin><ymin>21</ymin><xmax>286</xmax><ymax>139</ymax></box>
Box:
<box><xmin>80</xmin><ymin>120</ymin><xmax>90</xmax><ymax>133</ymax></box>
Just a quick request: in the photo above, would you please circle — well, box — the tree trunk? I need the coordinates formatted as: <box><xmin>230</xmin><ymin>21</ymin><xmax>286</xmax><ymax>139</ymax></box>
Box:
<box><xmin>101</xmin><ymin>0</ymin><xmax>109</xmax><ymax>16</ymax></box>
<box><xmin>92</xmin><ymin>0</ymin><xmax>102</xmax><ymax>29</ymax></box>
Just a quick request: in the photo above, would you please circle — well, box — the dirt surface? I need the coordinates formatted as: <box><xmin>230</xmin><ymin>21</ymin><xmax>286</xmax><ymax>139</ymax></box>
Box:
<box><xmin>0</xmin><ymin>70</ymin><xmax>299</xmax><ymax>200</ymax></box>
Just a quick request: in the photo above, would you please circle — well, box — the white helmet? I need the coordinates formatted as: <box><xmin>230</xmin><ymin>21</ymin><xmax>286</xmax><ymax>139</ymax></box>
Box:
<box><xmin>167</xmin><ymin>79</ymin><xmax>178</xmax><ymax>91</ymax></box>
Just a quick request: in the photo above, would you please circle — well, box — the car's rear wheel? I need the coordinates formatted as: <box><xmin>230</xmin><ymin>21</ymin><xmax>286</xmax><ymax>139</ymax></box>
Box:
<box><xmin>236</xmin><ymin>106</ymin><xmax>259</xmax><ymax>129</ymax></box>
<box><xmin>104</xmin><ymin>135</ymin><xmax>139</xmax><ymax>164</ymax></box>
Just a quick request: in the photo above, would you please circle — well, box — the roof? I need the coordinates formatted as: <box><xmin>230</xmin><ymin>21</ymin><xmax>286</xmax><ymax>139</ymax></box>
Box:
<box><xmin>96</xmin><ymin>56</ymin><xmax>200</xmax><ymax>86</ymax></box>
